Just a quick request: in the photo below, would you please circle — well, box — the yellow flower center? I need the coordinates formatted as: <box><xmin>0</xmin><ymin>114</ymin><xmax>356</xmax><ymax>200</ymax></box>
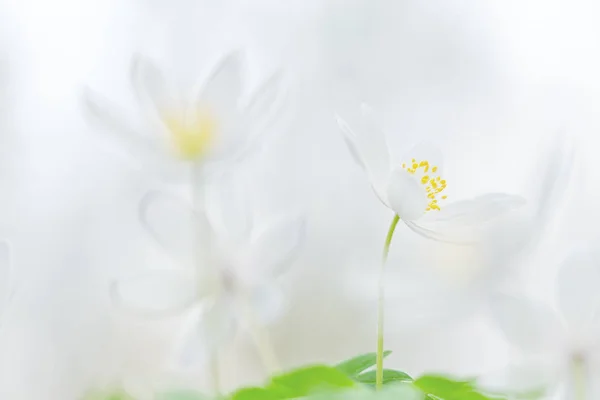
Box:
<box><xmin>401</xmin><ymin>158</ymin><xmax>448</xmax><ymax>211</ymax></box>
<box><xmin>163</xmin><ymin>109</ymin><xmax>216</xmax><ymax>160</ymax></box>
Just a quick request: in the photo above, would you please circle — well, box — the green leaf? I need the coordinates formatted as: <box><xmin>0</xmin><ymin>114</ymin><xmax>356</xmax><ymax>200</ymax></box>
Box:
<box><xmin>414</xmin><ymin>375</ymin><xmax>505</xmax><ymax>400</ymax></box>
<box><xmin>229</xmin><ymin>365</ymin><xmax>356</xmax><ymax>399</ymax></box>
<box><xmin>230</xmin><ymin>387</ymin><xmax>280</xmax><ymax>400</ymax></box>
<box><xmin>355</xmin><ymin>369</ymin><xmax>413</xmax><ymax>386</ymax></box>
<box><xmin>335</xmin><ymin>351</ymin><xmax>392</xmax><ymax>377</ymax></box>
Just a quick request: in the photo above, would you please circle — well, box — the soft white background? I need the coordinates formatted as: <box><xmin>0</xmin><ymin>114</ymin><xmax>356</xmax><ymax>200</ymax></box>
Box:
<box><xmin>1</xmin><ymin>0</ymin><xmax>600</xmax><ymax>398</ymax></box>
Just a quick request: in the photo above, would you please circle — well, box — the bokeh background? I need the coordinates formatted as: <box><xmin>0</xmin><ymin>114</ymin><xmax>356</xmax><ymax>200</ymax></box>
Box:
<box><xmin>1</xmin><ymin>0</ymin><xmax>600</xmax><ymax>398</ymax></box>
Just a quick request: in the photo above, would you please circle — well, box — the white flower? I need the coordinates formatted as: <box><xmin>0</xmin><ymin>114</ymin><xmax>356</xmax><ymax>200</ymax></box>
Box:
<box><xmin>82</xmin><ymin>51</ymin><xmax>285</xmax><ymax>183</ymax></box>
<box><xmin>335</xmin><ymin>104</ymin><xmax>527</xmax><ymax>242</ymax></box>
<box><xmin>489</xmin><ymin>244</ymin><xmax>600</xmax><ymax>399</ymax></box>
<box><xmin>110</xmin><ymin>176</ymin><xmax>305</xmax><ymax>367</ymax></box>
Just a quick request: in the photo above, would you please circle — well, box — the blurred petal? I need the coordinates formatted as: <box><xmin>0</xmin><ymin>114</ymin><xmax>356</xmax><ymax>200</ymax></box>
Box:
<box><xmin>81</xmin><ymin>87</ymin><xmax>158</xmax><ymax>159</ymax></box>
<box><xmin>173</xmin><ymin>298</ymin><xmax>236</xmax><ymax>368</ymax></box>
<box><xmin>243</xmin><ymin>71</ymin><xmax>286</xmax><ymax>131</ymax></box>
<box><xmin>203</xmin><ymin>171</ymin><xmax>252</xmax><ymax>248</ymax></box>
<box><xmin>336</xmin><ymin>104</ymin><xmax>391</xmax><ymax>200</ymax></box>
<box><xmin>490</xmin><ymin>293</ymin><xmax>564</xmax><ymax>354</ymax></box>
<box><xmin>555</xmin><ymin>246</ymin><xmax>600</xmax><ymax>333</ymax></box>
<box><xmin>139</xmin><ymin>190</ymin><xmax>213</xmax><ymax>270</ymax></box>
<box><xmin>110</xmin><ymin>269</ymin><xmax>197</xmax><ymax>318</ymax></box>
<box><xmin>130</xmin><ymin>55</ymin><xmax>179</xmax><ymax>124</ymax></box>
<box><xmin>195</xmin><ymin>51</ymin><xmax>242</xmax><ymax>119</ymax></box>
<box><xmin>240</xmin><ymin>214</ymin><xmax>306</xmax><ymax>283</ymax></box>
<box><xmin>530</xmin><ymin>131</ymin><xmax>574</xmax><ymax>230</ymax></box>
<box><xmin>479</xmin><ymin>359</ymin><xmax>559</xmax><ymax>397</ymax></box>
<box><xmin>409</xmin><ymin>193</ymin><xmax>526</xmax><ymax>243</ymax></box>
<box><xmin>386</xmin><ymin>168</ymin><xmax>428</xmax><ymax>221</ymax></box>
<box><xmin>248</xmin><ymin>282</ymin><xmax>285</xmax><ymax>325</ymax></box>
<box><xmin>335</xmin><ymin>114</ymin><xmax>368</xmax><ymax>171</ymax></box>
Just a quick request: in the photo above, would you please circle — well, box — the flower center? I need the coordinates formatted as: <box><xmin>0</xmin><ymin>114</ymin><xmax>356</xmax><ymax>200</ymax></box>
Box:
<box><xmin>401</xmin><ymin>158</ymin><xmax>448</xmax><ymax>212</ymax></box>
<box><xmin>163</xmin><ymin>109</ymin><xmax>216</xmax><ymax>160</ymax></box>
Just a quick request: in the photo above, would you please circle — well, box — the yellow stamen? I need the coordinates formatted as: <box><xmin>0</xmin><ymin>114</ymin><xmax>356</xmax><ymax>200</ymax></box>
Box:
<box><xmin>163</xmin><ymin>109</ymin><xmax>216</xmax><ymax>160</ymax></box>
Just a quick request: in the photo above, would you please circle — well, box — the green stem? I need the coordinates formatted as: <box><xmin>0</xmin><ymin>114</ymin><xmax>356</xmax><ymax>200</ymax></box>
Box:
<box><xmin>573</xmin><ymin>354</ymin><xmax>586</xmax><ymax>400</ymax></box>
<box><xmin>376</xmin><ymin>214</ymin><xmax>400</xmax><ymax>390</ymax></box>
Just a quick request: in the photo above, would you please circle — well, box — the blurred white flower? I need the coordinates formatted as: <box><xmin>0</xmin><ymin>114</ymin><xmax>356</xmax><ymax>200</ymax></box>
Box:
<box><xmin>82</xmin><ymin>51</ymin><xmax>285</xmax><ymax>184</ymax></box>
<box><xmin>335</xmin><ymin>104</ymin><xmax>526</xmax><ymax>242</ymax></box>
<box><xmin>110</xmin><ymin>175</ymin><xmax>305</xmax><ymax>369</ymax></box>
<box><xmin>489</xmin><ymin>244</ymin><xmax>600</xmax><ymax>399</ymax></box>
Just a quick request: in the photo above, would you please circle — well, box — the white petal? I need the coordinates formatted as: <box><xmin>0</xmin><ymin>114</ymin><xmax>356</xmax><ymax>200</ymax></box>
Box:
<box><xmin>130</xmin><ymin>54</ymin><xmax>179</xmax><ymax>124</ymax></box>
<box><xmin>479</xmin><ymin>359</ymin><xmax>559</xmax><ymax>397</ymax></box>
<box><xmin>139</xmin><ymin>191</ymin><xmax>215</xmax><ymax>276</ymax></box>
<box><xmin>529</xmin><ymin>131</ymin><xmax>574</xmax><ymax>229</ymax></box>
<box><xmin>335</xmin><ymin>104</ymin><xmax>391</xmax><ymax>199</ymax></box>
<box><xmin>203</xmin><ymin>171</ymin><xmax>252</xmax><ymax>248</ymax></box>
<box><xmin>239</xmin><ymin>214</ymin><xmax>306</xmax><ymax>283</ymax></box>
<box><xmin>242</xmin><ymin>71</ymin><xmax>286</xmax><ymax>131</ymax></box>
<box><xmin>335</xmin><ymin>114</ymin><xmax>367</xmax><ymax>171</ymax></box>
<box><xmin>81</xmin><ymin>87</ymin><xmax>158</xmax><ymax>159</ymax></box>
<box><xmin>386</xmin><ymin>168</ymin><xmax>428</xmax><ymax>221</ymax></box>
<box><xmin>195</xmin><ymin>51</ymin><xmax>243</xmax><ymax>120</ymax></box>
<box><xmin>410</xmin><ymin>193</ymin><xmax>527</xmax><ymax>243</ymax></box>
<box><xmin>248</xmin><ymin>283</ymin><xmax>286</xmax><ymax>325</ymax></box>
<box><xmin>489</xmin><ymin>292</ymin><xmax>564</xmax><ymax>354</ymax></box>
<box><xmin>555</xmin><ymin>246</ymin><xmax>600</xmax><ymax>334</ymax></box>
<box><xmin>110</xmin><ymin>269</ymin><xmax>197</xmax><ymax>318</ymax></box>
<box><xmin>173</xmin><ymin>298</ymin><xmax>236</xmax><ymax>368</ymax></box>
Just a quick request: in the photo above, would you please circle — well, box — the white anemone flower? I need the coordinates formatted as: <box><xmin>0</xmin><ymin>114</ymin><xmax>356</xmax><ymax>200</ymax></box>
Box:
<box><xmin>110</xmin><ymin>177</ymin><xmax>305</xmax><ymax>370</ymax></box>
<box><xmin>83</xmin><ymin>51</ymin><xmax>285</xmax><ymax>183</ymax></box>
<box><xmin>335</xmin><ymin>104</ymin><xmax>528</xmax><ymax>241</ymax></box>
<box><xmin>489</xmin><ymin>245</ymin><xmax>600</xmax><ymax>399</ymax></box>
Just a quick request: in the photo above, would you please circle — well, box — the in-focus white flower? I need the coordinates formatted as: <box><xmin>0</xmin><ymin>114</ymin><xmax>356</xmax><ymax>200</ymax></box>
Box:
<box><xmin>83</xmin><ymin>51</ymin><xmax>286</xmax><ymax>183</ymax></box>
<box><xmin>489</xmin><ymin>244</ymin><xmax>600</xmax><ymax>399</ymax></box>
<box><xmin>335</xmin><ymin>104</ymin><xmax>527</xmax><ymax>242</ymax></box>
<box><xmin>110</xmin><ymin>176</ymin><xmax>305</xmax><ymax>367</ymax></box>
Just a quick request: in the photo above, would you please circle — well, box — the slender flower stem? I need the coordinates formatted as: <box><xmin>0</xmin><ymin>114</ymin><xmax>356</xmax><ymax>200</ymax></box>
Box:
<box><xmin>190</xmin><ymin>164</ymin><xmax>224</xmax><ymax>395</ymax></box>
<box><xmin>376</xmin><ymin>214</ymin><xmax>400</xmax><ymax>390</ymax></box>
<box><xmin>572</xmin><ymin>354</ymin><xmax>586</xmax><ymax>400</ymax></box>
<box><xmin>240</xmin><ymin>291</ymin><xmax>281</xmax><ymax>374</ymax></box>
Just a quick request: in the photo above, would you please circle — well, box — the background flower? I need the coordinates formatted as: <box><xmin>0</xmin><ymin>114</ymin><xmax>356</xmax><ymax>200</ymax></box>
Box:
<box><xmin>488</xmin><ymin>243</ymin><xmax>600</xmax><ymax>399</ymax></box>
<box><xmin>82</xmin><ymin>50</ymin><xmax>286</xmax><ymax>185</ymax></box>
<box><xmin>111</xmin><ymin>169</ymin><xmax>305</xmax><ymax>371</ymax></box>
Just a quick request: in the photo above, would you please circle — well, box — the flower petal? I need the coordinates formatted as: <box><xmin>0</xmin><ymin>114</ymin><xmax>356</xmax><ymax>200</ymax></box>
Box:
<box><xmin>203</xmin><ymin>171</ymin><xmax>252</xmax><ymax>249</ymax></box>
<box><xmin>335</xmin><ymin>114</ymin><xmax>368</xmax><ymax>171</ymax></box>
<box><xmin>529</xmin><ymin>131</ymin><xmax>574</xmax><ymax>229</ymax></box>
<box><xmin>409</xmin><ymin>193</ymin><xmax>527</xmax><ymax>243</ymax></box>
<box><xmin>242</xmin><ymin>70</ymin><xmax>286</xmax><ymax>132</ymax></box>
<box><xmin>130</xmin><ymin>54</ymin><xmax>179</xmax><ymax>125</ymax></box>
<box><xmin>489</xmin><ymin>292</ymin><xmax>564</xmax><ymax>354</ymax></box>
<box><xmin>248</xmin><ymin>282</ymin><xmax>285</xmax><ymax>326</ymax></box>
<box><xmin>238</xmin><ymin>214</ymin><xmax>306</xmax><ymax>284</ymax></box>
<box><xmin>386</xmin><ymin>168</ymin><xmax>428</xmax><ymax>221</ymax></box>
<box><xmin>335</xmin><ymin>104</ymin><xmax>391</xmax><ymax>201</ymax></box>
<box><xmin>479</xmin><ymin>359</ymin><xmax>559</xmax><ymax>397</ymax></box>
<box><xmin>81</xmin><ymin>87</ymin><xmax>159</xmax><ymax>161</ymax></box>
<box><xmin>173</xmin><ymin>298</ymin><xmax>237</xmax><ymax>368</ymax></box>
<box><xmin>555</xmin><ymin>245</ymin><xmax>600</xmax><ymax>334</ymax></box>
<box><xmin>195</xmin><ymin>51</ymin><xmax>243</xmax><ymax>121</ymax></box>
<box><xmin>110</xmin><ymin>269</ymin><xmax>197</xmax><ymax>318</ymax></box>
<box><xmin>139</xmin><ymin>190</ymin><xmax>213</xmax><ymax>270</ymax></box>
